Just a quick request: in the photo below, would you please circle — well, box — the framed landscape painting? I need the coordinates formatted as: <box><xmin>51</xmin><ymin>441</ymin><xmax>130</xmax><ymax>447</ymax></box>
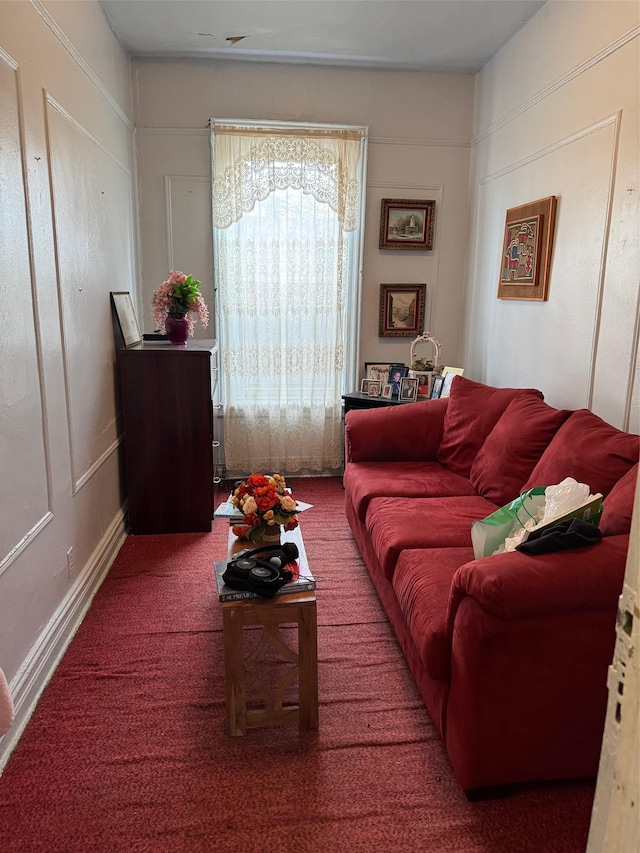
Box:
<box><xmin>498</xmin><ymin>196</ymin><xmax>557</xmax><ymax>301</ymax></box>
<box><xmin>379</xmin><ymin>199</ymin><xmax>435</xmax><ymax>250</ymax></box>
<box><xmin>379</xmin><ymin>284</ymin><xmax>426</xmax><ymax>337</ymax></box>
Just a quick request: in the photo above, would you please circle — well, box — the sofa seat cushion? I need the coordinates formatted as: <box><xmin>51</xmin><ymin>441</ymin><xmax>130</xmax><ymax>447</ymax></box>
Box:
<box><xmin>343</xmin><ymin>461</ymin><xmax>477</xmax><ymax>523</ymax></box>
<box><xmin>436</xmin><ymin>377</ymin><xmax>544</xmax><ymax>478</ymax></box>
<box><xmin>523</xmin><ymin>409</ymin><xmax>639</xmax><ymax>498</ymax></box>
<box><xmin>366</xmin><ymin>495</ymin><xmax>498</xmax><ymax>580</ymax></box>
<box><xmin>470</xmin><ymin>395</ymin><xmax>572</xmax><ymax>505</ymax></box>
<box><xmin>393</xmin><ymin>547</ymin><xmax>475</xmax><ymax>682</ymax></box>
<box><xmin>600</xmin><ymin>463</ymin><xmax>638</xmax><ymax>536</ymax></box>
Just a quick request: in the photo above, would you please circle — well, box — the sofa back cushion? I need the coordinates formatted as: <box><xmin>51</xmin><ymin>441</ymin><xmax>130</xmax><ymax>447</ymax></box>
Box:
<box><xmin>436</xmin><ymin>376</ymin><xmax>544</xmax><ymax>478</ymax></box>
<box><xmin>469</xmin><ymin>395</ymin><xmax>572</xmax><ymax>505</ymax></box>
<box><xmin>600</xmin><ymin>463</ymin><xmax>638</xmax><ymax>536</ymax></box>
<box><xmin>522</xmin><ymin>409</ymin><xmax>639</xmax><ymax>498</ymax></box>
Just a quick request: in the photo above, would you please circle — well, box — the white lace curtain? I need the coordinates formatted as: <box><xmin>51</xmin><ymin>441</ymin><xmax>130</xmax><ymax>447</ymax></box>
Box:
<box><xmin>211</xmin><ymin>121</ymin><xmax>367</xmax><ymax>477</ymax></box>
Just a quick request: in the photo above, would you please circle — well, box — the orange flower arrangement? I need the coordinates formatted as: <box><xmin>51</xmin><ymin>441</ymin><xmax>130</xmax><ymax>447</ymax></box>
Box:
<box><xmin>230</xmin><ymin>473</ymin><xmax>299</xmax><ymax>542</ymax></box>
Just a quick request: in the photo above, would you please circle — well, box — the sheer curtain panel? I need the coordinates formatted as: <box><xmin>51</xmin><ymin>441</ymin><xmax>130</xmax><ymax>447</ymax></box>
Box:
<box><xmin>211</xmin><ymin>121</ymin><xmax>367</xmax><ymax>476</ymax></box>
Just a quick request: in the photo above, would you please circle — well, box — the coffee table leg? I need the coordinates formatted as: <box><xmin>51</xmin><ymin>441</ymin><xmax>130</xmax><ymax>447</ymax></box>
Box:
<box><xmin>223</xmin><ymin>607</ymin><xmax>247</xmax><ymax>736</ymax></box>
<box><xmin>297</xmin><ymin>600</ymin><xmax>319</xmax><ymax>730</ymax></box>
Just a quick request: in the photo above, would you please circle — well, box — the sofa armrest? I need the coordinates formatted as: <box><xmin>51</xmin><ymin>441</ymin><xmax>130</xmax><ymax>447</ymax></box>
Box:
<box><xmin>446</xmin><ymin>534</ymin><xmax>629</xmax><ymax>627</ymax></box>
<box><xmin>344</xmin><ymin>398</ymin><xmax>449</xmax><ymax>463</ymax></box>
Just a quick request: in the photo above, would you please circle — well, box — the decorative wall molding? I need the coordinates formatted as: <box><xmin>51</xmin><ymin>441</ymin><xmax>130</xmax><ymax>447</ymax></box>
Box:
<box><xmin>45</xmin><ymin>93</ymin><xmax>132</xmax><ymax>174</ymax></box>
<box><xmin>163</xmin><ymin>175</ymin><xmax>210</xmax><ymax>271</ymax></box>
<box><xmin>136</xmin><ymin>128</ymin><xmax>472</xmax><ymax>148</ymax></box>
<box><xmin>0</xmin><ymin>509</ymin><xmax>127</xmax><ymax>774</ymax></box>
<box><xmin>479</xmin><ymin>113</ymin><xmax>620</xmax><ymax>186</ymax></box>
<box><xmin>29</xmin><ymin>0</ymin><xmax>133</xmax><ymax>132</ymax></box>
<box><xmin>367</xmin><ymin>180</ymin><xmax>443</xmax><ymax>192</ymax></box>
<box><xmin>0</xmin><ymin>513</ymin><xmax>53</xmax><ymax>581</ymax></box>
<box><xmin>474</xmin><ymin>113</ymin><xmax>626</xmax><ymax>421</ymax></box>
<box><xmin>44</xmin><ymin>94</ymin><xmax>131</xmax><ymax>495</ymax></box>
<box><xmin>473</xmin><ymin>25</ymin><xmax>639</xmax><ymax>146</ymax></box>
<box><xmin>135</xmin><ymin>127</ymin><xmax>210</xmax><ymax>136</ymax></box>
<box><xmin>370</xmin><ymin>136</ymin><xmax>470</xmax><ymax>148</ymax></box>
<box><xmin>0</xmin><ymin>54</ymin><xmax>54</xmax><ymax>573</ymax></box>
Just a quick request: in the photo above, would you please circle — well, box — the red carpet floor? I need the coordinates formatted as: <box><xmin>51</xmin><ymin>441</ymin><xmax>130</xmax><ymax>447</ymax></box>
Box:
<box><xmin>0</xmin><ymin>477</ymin><xmax>595</xmax><ymax>852</ymax></box>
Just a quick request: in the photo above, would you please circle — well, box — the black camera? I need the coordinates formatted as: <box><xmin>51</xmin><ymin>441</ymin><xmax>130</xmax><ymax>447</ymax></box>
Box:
<box><xmin>222</xmin><ymin>542</ymin><xmax>299</xmax><ymax>598</ymax></box>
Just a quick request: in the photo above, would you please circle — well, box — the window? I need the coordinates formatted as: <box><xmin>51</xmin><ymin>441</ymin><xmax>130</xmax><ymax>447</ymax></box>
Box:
<box><xmin>211</xmin><ymin>121</ymin><xmax>367</xmax><ymax>476</ymax></box>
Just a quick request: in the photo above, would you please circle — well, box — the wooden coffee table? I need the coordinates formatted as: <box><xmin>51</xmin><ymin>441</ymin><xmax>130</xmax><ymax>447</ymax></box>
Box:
<box><xmin>220</xmin><ymin>526</ymin><xmax>319</xmax><ymax>737</ymax></box>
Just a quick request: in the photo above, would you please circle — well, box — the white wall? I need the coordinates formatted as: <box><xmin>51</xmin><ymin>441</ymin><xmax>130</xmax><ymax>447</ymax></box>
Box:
<box><xmin>132</xmin><ymin>59</ymin><xmax>475</xmax><ymax>371</ymax></box>
<box><xmin>464</xmin><ymin>0</ymin><xmax>639</xmax><ymax>431</ymax></box>
<box><xmin>0</xmin><ymin>0</ymin><xmax>135</xmax><ymax>765</ymax></box>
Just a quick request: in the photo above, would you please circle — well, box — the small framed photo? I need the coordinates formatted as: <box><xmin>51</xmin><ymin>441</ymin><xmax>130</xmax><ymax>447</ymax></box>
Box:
<box><xmin>440</xmin><ymin>367</ymin><xmax>464</xmax><ymax>398</ymax></box>
<box><xmin>364</xmin><ymin>362</ymin><xmax>392</xmax><ymax>385</ymax></box>
<box><xmin>379</xmin><ymin>284</ymin><xmax>426</xmax><ymax>337</ymax></box>
<box><xmin>498</xmin><ymin>196</ymin><xmax>557</xmax><ymax>301</ymax></box>
<box><xmin>399</xmin><ymin>377</ymin><xmax>418</xmax><ymax>402</ymax></box>
<box><xmin>388</xmin><ymin>364</ymin><xmax>408</xmax><ymax>396</ymax></box>
<box><xmin>379</xmin><ymin>198</ymin><xmax>435</xmax><ymax>251</ymax></box>
<box><xmin>415</xmin><ymin>373</ymin><xmax>432</xmax><ymax>398</ymax></box>
<box><xmin>367</xmin><ymin>380</ymin><xmax>382</xmax><ymax>397</ymax></box>
<box><xmin>111</xmin><ymin>291</ymin><xmax>142</xmax><ymax>348</ymax></box>
<box><xmin>430</xmin><ymin>374</ymin><xmax>445</xmax><ymax>399</ymax></box>
<box><xmin>381</xmin><ymin>383</ymin><xmax>392</xmax><ymax>399</ymax></box>
<box><xmin>361</xmin><ymin>379</ymin><xmax>372</xmax><ymax>394</ymax></box>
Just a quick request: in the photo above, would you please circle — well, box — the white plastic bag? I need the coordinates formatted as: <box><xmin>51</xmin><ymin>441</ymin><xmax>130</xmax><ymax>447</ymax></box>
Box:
<box><xmin>540</xmin><ymin>478</ymin><xmax>591</xmax><ymax>526</ymax></box>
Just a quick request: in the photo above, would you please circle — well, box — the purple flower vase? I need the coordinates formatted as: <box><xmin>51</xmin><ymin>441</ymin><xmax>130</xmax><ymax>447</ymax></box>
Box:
<box><xmin>165</xmin><ymin>313</ymin><xmax>189</xmax><ymax>346</ymax></box>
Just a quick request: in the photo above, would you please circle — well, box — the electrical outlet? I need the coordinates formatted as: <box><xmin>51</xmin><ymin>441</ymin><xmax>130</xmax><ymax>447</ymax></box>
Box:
<box><xmin>66</xmin><ymin>547</ymin><xmax>74</xmax><ymax>579</ymax></box>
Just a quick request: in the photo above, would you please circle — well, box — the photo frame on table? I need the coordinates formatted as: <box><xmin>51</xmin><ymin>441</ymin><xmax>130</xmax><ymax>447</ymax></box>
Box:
<box><xmin>388</xmin><ymin>364</ymin><xmax>408</xmax><ymax>397</ymax></box>
<box><xmin>440</xmin><ymin>367</ymin><xmax>464</xmax><ymax>398</ymax></box>
<box><xmin>367</xmin><ymin>380</ymin><xmax>382</xmax><ymax>397</ymax></box>
<box><xmin>498</xmin><ymin>196</ymin><xmax>557</xmax><ymax>301</ymax></box>
<box><xmin>379</xmin><ymin>199</ymin><xmax>435</xmax><ymax>251</ymax></box>
<box><xmin>430</xmin><ymin>374</ymin><xmax>445</xmax><ymax>399</ymax></box>
<box><xmin>399</xmin><ymin>377</ymin><xmax>418</xmax><ymax>402</ymax></box>
<box><xmin>364</xmin><ymin>362</ymin><xmax>392</xmax><ymax>385</ymax></box>
<box><xmin>381</xmin><ymin>383</ymin><xmax>392</xmax><ymax>399</ymax></box>
<box><xmin>379</xmin><ymin>284</ymin><xmax>426</xmax><ymax>337</ymax></box>
<box><xmin>110</xmin><ymin>291</ymin><xmax>142</xmax><ymax>348</ymax></box>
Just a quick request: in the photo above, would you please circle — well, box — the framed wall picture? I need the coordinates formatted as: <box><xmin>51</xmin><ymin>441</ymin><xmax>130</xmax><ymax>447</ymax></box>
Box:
<box><xmin>399</xmin><ymin>377</ymin><xmax>418</xmax><ymax>402</ymax></box>
<box><xmin>379</xmin><ymin>199</ymin><xmax>435</xmax><ymax>250</ymax></box>
<box><xmin>440</xmin><ymin>366</ymin><xmax>464</xmax><ymax>398</ymax></box>
<box><xmin>364</xmin><ymin>362</ymin><xmax>392</xmax><ymax>384</ymax></box>
<box><xmin>379</xmin><ymin>284</ymin><xmax>426</xmax><ymax>337</ymax></box>
<box><xmin>498</xmin><ymin>196</ymin><xmax>557</xmax><ymax>301</ymax></box>
<box><xmin>110</xmin><ymin>291</ymin><xmax>142</xmax><ymax>348</ymax></box>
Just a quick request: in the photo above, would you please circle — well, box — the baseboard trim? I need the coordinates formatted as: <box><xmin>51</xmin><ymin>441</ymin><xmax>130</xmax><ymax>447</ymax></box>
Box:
<box><xmin>0</xmin><ymin>510</ymin><xmax>128</xmax><ymax>774</ymax></box>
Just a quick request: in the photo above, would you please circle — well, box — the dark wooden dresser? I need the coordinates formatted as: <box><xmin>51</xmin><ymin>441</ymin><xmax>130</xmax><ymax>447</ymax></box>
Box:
<box><xmin>117</xmin><ymin>339</ymin><xmax>220</xmax><ymax>534</ymax></box>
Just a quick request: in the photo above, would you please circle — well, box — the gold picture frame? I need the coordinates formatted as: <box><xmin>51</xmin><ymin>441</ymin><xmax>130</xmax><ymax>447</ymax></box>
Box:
<box><xmin>498</xmin><ymin>196</ymin><xmax>557</xmax><ymax>301</ymax></box>
<box><xmin>379</xmin><ymin>199</ymin><xmax>435</xmax><ymax>250</ymax></box>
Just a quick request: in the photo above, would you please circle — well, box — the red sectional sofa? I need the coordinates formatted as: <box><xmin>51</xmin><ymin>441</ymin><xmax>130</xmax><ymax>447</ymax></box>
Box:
<box><xmin>343</xmin><ymin>376</ymin><xmax>639</xmax><ymax>794</ymax></box>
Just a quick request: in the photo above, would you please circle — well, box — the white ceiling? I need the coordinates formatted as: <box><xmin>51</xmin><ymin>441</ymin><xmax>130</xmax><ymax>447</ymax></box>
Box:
<box><xmin>98</xmin><ymin>0</ymin><xmax>546</xmax><ymax>73</ymax></box>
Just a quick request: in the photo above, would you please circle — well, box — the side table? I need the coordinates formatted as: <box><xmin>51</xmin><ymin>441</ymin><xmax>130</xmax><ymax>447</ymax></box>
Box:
<box><xmin>220</xmin><ymin>528</ymin><xmax>319</xmax><ymax>736</ymax></box>
<box><xmin>342</xmin><ymin>390</ymin><xmax>411</xmax><ymax>415</ymax></box>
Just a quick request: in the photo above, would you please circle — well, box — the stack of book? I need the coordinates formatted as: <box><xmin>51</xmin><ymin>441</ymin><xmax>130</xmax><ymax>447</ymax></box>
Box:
<box><xmin>213</xmin><ymin>558</ymin><xmax>316</xmax><ymax>602</ymax></box>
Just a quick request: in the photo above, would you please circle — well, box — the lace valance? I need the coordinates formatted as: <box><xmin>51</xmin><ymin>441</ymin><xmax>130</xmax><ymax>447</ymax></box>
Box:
<box><xmin>211</xmin><ymin>124</ymin><xmax>365</xmax><ymax>232</ymax></box>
